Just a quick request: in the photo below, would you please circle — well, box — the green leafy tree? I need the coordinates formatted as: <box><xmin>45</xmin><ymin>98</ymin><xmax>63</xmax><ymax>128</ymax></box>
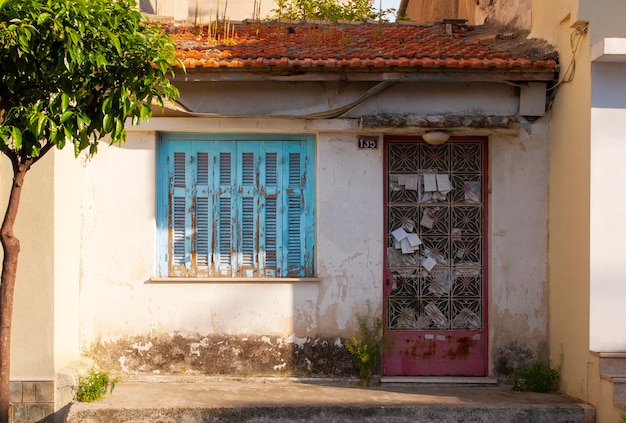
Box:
<box><xmin>0</xmin><ymin>0</ymin><xmax>180</xmax><ymax>421</ymax></box>
<box><xmin>270</xmin><ymin>0</ymin><xmax>394</xmax><ymax>22</ymax></box>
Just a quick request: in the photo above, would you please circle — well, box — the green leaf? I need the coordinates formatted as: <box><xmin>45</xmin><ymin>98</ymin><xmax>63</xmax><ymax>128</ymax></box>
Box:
<box><xmin>37</xmin><ymin>12</ymin><xmax>51</xmax><ymax>25</ymax></box>
<box><xmin>18</xmin><ymin>34</ymin><xmax>30</xmax><ymax>53</ymax></box>
<box><xmin>49</xmin><ymin>122</ymin><xmax>58</xmax><ymax>143</ymax></box>
<box><xmin>36</xmin><ymin>115</ymin><xmax>47</xmax><ymax>138</ymax></box>
<box><xmin>60</xmin><ymin>110</ymin><xmax>74</xmax><ymax>123</ymax></box>
<box><xmin>140</xmin><ymin>103</ymin><xmax>151</xmax><ymax>121</ymax></box>
<box><xmin>61</xmin><ymin>93</ymin><xmax>70</xmax><ymax>112</ymax></box>
<box><xmin>102</xmin><ymin>114</ymin><xmax>112</xmax><ymax>132</ymax></box>
<box><xmin>11</xmin><ymin>127</ymin><xmax>22</xmax><ymax>150</ymax></box>
<box><xmin>103</xmin><ymin>28</ymin><xmax>121</xmax><ymax>54</ymax></box>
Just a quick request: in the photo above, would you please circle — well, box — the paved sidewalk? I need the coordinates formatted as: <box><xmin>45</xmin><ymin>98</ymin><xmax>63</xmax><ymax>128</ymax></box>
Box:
<box><xmin>64</xmin><ymin>377</ymin><xmax>596</xmax><ymax>423</ymax></box>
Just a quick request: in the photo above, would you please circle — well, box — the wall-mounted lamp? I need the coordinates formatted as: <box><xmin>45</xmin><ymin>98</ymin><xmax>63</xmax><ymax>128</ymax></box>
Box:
<box><xmin>422</xmin><ymin>131</ymin><xmax>450</xmax><ymax>145</ymax></box>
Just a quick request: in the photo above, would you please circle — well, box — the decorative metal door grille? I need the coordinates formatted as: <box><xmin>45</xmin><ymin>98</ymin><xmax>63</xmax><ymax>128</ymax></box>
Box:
<box><xmin>386</xmin><ymin>140</ymin><xmax>484</xmax><ymax>331</ymax></box>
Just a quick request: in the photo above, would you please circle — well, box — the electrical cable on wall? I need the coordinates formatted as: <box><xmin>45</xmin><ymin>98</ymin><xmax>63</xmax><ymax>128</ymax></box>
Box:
<box><xmin>546</xmin><ymin>21</ymin><xmax>589</xmax><ymax>112</ymax></box>
<box><xmin>164</xmin><ymin>80</ymin><xmax>397</xmax><ymax>119</ymax></box>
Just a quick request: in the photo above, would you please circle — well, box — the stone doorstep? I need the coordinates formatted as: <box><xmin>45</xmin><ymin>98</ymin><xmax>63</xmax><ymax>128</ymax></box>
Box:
<box><xmin>380</xmin><ymin>376</ymin><xmax>499</xmax><ymax>385</ymax></box>
<box><xmin>66</xmin><ymin>405</ymin><xmax>596</xmax><ymax>423</ymax></box>
<box><xmin>64</xmin><ymin>377</ymin><xmax>596</xmax><ymax>423</ymax></box>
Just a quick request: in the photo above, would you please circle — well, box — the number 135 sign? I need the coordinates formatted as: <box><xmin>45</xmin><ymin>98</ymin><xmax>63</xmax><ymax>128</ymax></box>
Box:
<box><xmin>357</xmin><ymin>136</ymin><xmax>378</xmax><ymax>149</ymax></box>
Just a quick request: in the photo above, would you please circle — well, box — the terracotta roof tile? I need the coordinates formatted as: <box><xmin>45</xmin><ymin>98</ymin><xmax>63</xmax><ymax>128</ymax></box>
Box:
<box><xmin>163</xmin><ymin>20</ymin><xmax>558</xmax><ymax>74</ymax></box>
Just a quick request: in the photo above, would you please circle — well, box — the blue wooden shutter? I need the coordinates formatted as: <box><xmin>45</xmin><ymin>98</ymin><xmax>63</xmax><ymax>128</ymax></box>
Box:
<box><xmin>237</xmin><ymin>143</ymin><xmax>260</xmax><ymax>277</ymax></box>
<box><xmin>281</xmin><ymin>141</ymin><xmax>315</xmax><ymax>277</ymax></box>
<box><xmin>259</xmin><ymin>143</ymin><xmax>281</xmax><ymax>277</ymax></box>
<box><xmin>194</xmin><ymin>149</ymin><xmax>211</xmax><ymax>276</ymax></box>
<box><xmin>284</xmin><ymin>144</ymin><xmax>302</xmax><ymax>276</ymax></box>
<box><xmin>214</xmin><ymin>147</ymin><xmax>235</xmax><ymax>276</ymax></box>
<box><xmin>158</xmin><ymin>141</ymin><xmax>194</xmax><ymax>277</ymax></box>
<box><xmin>158</xmin><ymin>134</ymin><xmax>315</xmax><ymax>279</ymax></box>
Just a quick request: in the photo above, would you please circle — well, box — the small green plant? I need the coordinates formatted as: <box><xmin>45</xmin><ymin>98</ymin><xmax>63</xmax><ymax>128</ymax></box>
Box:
<box><xmin>511</xmin><ymin>360</ymin><xmax>560</xmax><ymax>393</ymax></box>
<box><xmin>74</xmin><ymin>367</ymin><xmax>119</xmax><ymax>402</ymax></box>
<box><xmin>346</xmin><ymin>305</ymin><xmax>383</xmax><ymax>386</ymax></box>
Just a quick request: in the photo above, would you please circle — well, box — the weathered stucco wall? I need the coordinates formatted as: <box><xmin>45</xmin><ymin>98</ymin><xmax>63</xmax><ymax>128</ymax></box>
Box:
<box><xmin>480</xmin><ymin>0</ymin><xmax>531</xmax><ymax>31</ymax></box>
<box><xmin>70</xmin><ymin>78</ymin><xmax>550</xmax><ymax>377</ymax></box>
<box><xmin>404</xmin><ymin>0</ymin><xmax>529</xmax><ymax>29</ymax></box>
<box><xmin>78</xmin><ymin>126</ymin><xmax>386</xmax><ymax>375</ymax></box>
<box><xmin>175</xmin><ymin>81</ymin><xmax>519</xmax><ymax>118</ymax></box>
<box><xmin>488</xmin><ymin>123</ymin><xmax>550</xmax><ymax>376</ymax></box>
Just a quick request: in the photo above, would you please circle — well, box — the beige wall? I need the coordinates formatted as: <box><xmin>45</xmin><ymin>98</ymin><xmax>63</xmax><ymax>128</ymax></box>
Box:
<box><xmin>404</xmin><ymin>0</ymin><xmax>460</xmax><ymax>23</ymax></box>
<box><xmin>1</xmin><ymin>153</ymin><xmax>56</xmax><ymax>380</ymax></box>
<box><xmin>533</xmin><ymin>0</ymin><xmax>592</xmax><ymax>404</ymax></box>
<box><xmin>404</xmin><ymin>0</ymin><xmax>529</xmax><ymax>28</ymax></box>
<box><xmin>1</xmin><ymin>147</ymin><xmax>82</xmax><ymax>383</ymax></box>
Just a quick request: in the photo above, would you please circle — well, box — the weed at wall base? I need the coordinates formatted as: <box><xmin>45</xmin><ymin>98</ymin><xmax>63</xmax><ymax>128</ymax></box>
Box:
<box><xmin>346</xmin><ymin>304</ymin><xmax>383</xmax><ymax>387</ymax></box>
<box><xmin>511</xmin><ymin>360</ymin><xmax>560</xmax><ymax>393</ymax></box>
<box><xmin>74</xmin><ymin>367</ymin><xmax>119</xmax><ymax>402</ymax></box>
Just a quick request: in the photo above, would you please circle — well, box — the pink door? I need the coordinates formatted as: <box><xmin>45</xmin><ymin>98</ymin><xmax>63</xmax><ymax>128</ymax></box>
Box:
<box><xmin>383</xmin><ymin>138</ymin><xmax>487</xmax><ymax>376</ymax></box>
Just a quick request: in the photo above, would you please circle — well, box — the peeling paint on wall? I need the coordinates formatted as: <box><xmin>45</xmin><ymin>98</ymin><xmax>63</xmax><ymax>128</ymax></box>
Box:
<box><xmin>89</xmin><ymin>334</ymin><xmax>356</xmax><ymax>377</ymax></box>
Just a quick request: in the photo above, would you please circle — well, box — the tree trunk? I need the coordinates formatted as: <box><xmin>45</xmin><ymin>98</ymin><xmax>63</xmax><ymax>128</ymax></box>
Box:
<box><xmin>0</xmin><ymin>161</ymin><xmax>32</xmax><ymax>423</ymax></box>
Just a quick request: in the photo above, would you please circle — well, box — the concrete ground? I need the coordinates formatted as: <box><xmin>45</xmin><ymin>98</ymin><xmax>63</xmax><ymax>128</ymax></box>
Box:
<box><xmin>64</xmin><ymin>377</ymin><xmax>596</xmax><ymax>423</ymax></box>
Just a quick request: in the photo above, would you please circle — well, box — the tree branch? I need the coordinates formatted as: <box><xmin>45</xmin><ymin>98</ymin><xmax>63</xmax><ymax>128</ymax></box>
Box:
<box><xmin>30</xmin><ymin>142</ymin><xmax>55</xmax><ymax>166</ymax></box>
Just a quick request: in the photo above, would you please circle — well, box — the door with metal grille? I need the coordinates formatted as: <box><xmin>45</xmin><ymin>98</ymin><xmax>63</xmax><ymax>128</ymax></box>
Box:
<box><xmin>383</xmin><ymin>138</ymin><xmax>487</xmax><ymax>376</ymax></box>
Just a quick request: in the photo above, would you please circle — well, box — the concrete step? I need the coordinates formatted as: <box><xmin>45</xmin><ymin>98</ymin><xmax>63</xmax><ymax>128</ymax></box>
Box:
<box><xmin>597</xmin><ymin>352</ymin><xmax>626</xmax><ymax>375</ymax></box>
<box><xmin>381</xmin><ymin>376</ymin><xmax>499</xmax><ymax>385</ymax></box>
<box><xmin>64</xmin><ymin>378</ymin><xmax>595</xmax><ymax>423</ymax></box>
<box><xmin>601</xmin><ymin>373</ymin><xmax>626</xmax><ymax>408</ymax></box>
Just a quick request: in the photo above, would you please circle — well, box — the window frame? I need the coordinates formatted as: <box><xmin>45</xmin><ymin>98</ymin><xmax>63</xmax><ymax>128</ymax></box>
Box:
<box><xmin>155</xmin><ymin>133</ymin><xmax>317</xmax><ymax>281</ymax></box>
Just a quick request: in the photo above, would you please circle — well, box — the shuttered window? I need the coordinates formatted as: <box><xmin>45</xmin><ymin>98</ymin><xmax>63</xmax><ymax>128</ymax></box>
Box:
<box><xmin>157</xmin><ymin>134</ymin><xmax>316</xmax><ymax>278</ymax></box>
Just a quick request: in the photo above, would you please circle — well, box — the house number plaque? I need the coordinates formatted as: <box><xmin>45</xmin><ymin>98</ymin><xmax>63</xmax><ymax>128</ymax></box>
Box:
<box><xmin>357</xmin><ymin>136</ymin><xmax>378</xmax><ymax>149</ymax></box>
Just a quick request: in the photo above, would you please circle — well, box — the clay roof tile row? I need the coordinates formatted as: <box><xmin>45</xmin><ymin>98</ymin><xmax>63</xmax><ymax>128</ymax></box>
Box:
<box><xmin>164</xmin><ymin>20</ymin><xmax>558</xmax><ymax>73</ymax></box>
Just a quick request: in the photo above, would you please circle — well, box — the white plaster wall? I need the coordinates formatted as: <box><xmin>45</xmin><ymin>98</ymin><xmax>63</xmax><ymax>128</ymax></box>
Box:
<box><xmin>139</xmin><ymin>0</ymin><xmax>284</xmax><ymax>21</ymax></box>
<box><xmin>589</xmin><ymin>62</ymin><xmax>626</xmax><ymax>351</ymax></box>
<box><xmin>580</xmin><ymin>0</ymin><xmax>626</xmax><ymax>45</ymax></box>
<box><xmin>53</xmin><ymin>149</ymin><xmax>82</xmax><ymax>370</ymax></box>
<box><xmin>488</xmin><ymin>121</ymin><xmax>550</xmax><ymax>358</ymax></box>
<box><xmin>79</xmin><ymin>127</ymin><xmax>384</xmax><ymax>347</ymax></box>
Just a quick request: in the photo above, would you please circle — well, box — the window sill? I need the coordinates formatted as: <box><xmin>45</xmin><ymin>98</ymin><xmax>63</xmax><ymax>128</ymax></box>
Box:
<box><xmin>148</xmin><ymin>277</ymin><xmax>321</xmax><ymax>284</ymax></box>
